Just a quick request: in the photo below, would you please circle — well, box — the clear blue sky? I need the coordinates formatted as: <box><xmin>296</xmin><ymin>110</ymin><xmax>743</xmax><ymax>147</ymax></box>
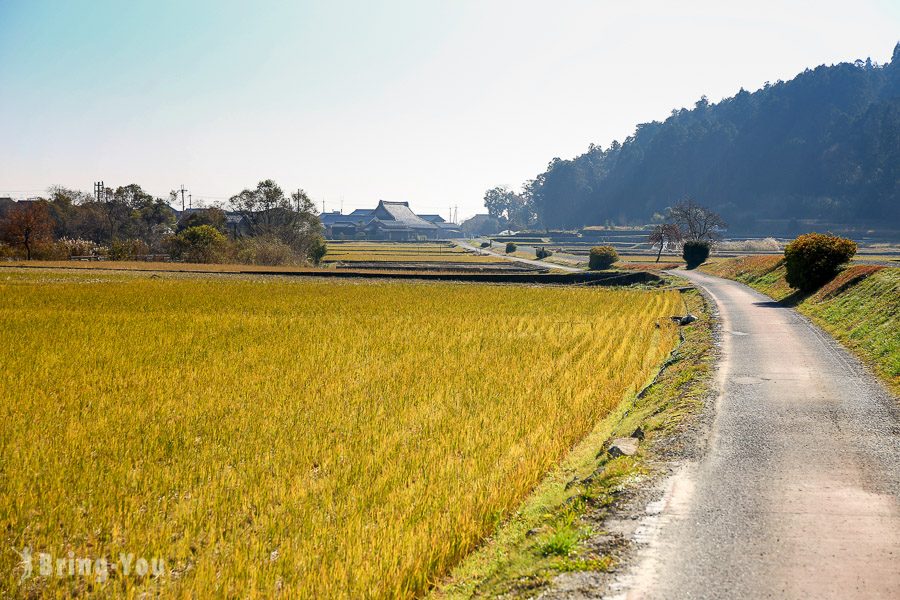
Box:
<box><xmin>1</xmin><ymin>0</ymin><xmax>897</xmax><ymax>219</ymax></box>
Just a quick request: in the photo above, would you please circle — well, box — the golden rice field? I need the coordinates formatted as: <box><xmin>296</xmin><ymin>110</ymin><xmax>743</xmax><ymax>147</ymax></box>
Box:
<box><xmin>323</xmin><ymin>241</ymin><xmax>506</xmax><ymax>264</ymax></box>
<box><xmin>0</xmin><ymin>269</ymin><xmax>681</xmax><ymax>597</ymax></box>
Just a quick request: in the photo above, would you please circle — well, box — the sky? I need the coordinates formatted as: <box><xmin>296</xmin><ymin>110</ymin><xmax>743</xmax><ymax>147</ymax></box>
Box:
<box><xmin>1</xmin><ymin>1</ymin><xmax>898</xmax><ymax>221</ymax></box>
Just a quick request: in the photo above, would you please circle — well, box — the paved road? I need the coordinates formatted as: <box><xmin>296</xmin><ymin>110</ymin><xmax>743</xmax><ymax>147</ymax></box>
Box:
<box><xmin>620</xmin><ymin>270</ymin><xmax>900</xmax><ymax>599</ymax></box>
<box><xmin>455</xmin><ymin>241</ymin><xmax>582</xmax><ymax>272</ymax></box>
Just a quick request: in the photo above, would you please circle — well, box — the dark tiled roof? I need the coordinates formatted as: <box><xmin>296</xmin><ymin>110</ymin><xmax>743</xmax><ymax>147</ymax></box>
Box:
<box><xmin>373</xmin><ymin>201</ymin><xmax>437</xmax><ymax>229</ymax></box>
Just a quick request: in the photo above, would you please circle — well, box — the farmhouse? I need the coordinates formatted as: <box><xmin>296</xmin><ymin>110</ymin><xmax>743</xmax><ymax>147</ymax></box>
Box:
<box><xmin>321</xmin><ymin>200</ymin><xmax>462</xmax><ymax>240</ymax></box>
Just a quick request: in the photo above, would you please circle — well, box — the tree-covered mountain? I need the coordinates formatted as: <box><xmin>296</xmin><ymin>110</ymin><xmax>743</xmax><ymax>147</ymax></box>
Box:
<box><xmin>520</xmin><ymin>44</ymin><xmax>900</xmax><ymax>233</ymax></box>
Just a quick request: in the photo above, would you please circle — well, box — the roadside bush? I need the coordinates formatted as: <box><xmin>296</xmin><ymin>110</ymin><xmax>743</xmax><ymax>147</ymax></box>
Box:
<box><xmin>167</xmin><ymin>225</ymin><xmax>226</xmax><ymax>263</ymax></box>
<box><xmin>108</xmin><ymin>239</ymin><xmax>150</xmax><ymax>261</ymax></box>
<box><xmin>505</xmin><ymin>242</ymin><xmax>517</xmax><ymax>254</ymax></box>
<box><xmin>588</xmin><ymin>245</ymin><xmax>618</xmax><ymax>270</ymax></box>
<box><xmin>682</xmin><ymin>240</ymin><xmax>711</xmax><ymax>269</ymax></box>
<box><xmin>784</xmin><ymin>233</ymin><xmax>857</xmax><ymax>291</ymax></box>
<box><xmin>536</xmin><ymin>247</ymin><xmax>553</xmax><ymax>260</ymax></box>
<box><xmin>308</xmin><ymin>236</ymin><xmax>328</xmax><ymax>265</ymax></box>
<box><xmin>480</xmin><ymin>241</ymin><xmax>490</xmax><ymax>248</ymax></box>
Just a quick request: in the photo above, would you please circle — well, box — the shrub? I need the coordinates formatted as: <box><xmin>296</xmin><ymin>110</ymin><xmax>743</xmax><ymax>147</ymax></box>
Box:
<box><xmin>480</xmin><ymin>241</ymin><xmax>490</xmax><ymax>248</ymax></box>
<box><xmin>309</xmin><ymin>237</ymin><xmax>328</xmax><ymax>265</ymax></box>
<box><xmin>229</xmin><ymin>236</ymin><xmax>294</xmax><ymax>266</ymax></box>
<box><xmin>588</xmin><ymin>246</ymin><xmax>618</xmax><ymax>270</ymax></box>
<box><xmin>682</xmin><ymin>240</ymin><xmax>711</xmax><ymax>269</ymax></box>
<box><xmin>30</xmin><ymin>241</ymin><xmax>69</xmax><ymax>261</ymax></box>
<box><xmin>108</xmin><ymin>239</ymin><xmax>150</xmax><ymax>261</ymax></box>
<box><xmin>536</xmin><ymin>247</ymin><xmax>553</xmax><ymax>260</ymax></box>
<box><xmin>0</xmin><ymin>242</ymin><xmax>19</xmax><ymax>260</ymax></box>
<box><xmin>57</xmin><ymin>238</ymin><xmax>101</xmax><ymax>258</ymax></box>
<box><xmin>505</xmin><ymin>242</ymin><xmax>517</xmax><ymax>254</ymax></box>
<box><xmin>784</xmin><ymin>233</ymin><xmax>857</xmax><ymax>291</ymax></box>
<box><xmin>168</xmin><ymin>225</ymin><xmax>226</xmax><ymax>263</ymax></box>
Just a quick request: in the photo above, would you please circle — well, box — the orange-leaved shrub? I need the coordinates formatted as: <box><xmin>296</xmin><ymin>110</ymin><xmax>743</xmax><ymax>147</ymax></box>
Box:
<box><xmin>588</xmin><ymin>246</ymin><xmax>618</xmax><ymax>270</ymax></box>
<box><xmin>784</xmin><ymin>233</ymin><xmax>857</xmax><ymax>292</ymax></box>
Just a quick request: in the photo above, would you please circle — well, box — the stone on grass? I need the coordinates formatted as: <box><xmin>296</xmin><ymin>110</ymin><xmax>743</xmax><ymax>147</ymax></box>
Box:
<box><xmin>608</xmin><ymin>437</ymin><xmax>639</xmax><ymax>457</ymax></box>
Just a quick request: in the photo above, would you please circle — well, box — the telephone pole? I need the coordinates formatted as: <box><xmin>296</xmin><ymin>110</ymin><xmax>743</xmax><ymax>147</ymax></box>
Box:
<box><xmin>179</xmin><ymin>185</ymin><xmax>188</xmax><ymax>212</ymax></box>
<box><xmin>296</xmin><ymin>189</ymin><xmax>301</xmax><ymax>212</ymax></box>
<box><xmin>189</xmin><ymin>193</ymin><xmax>192</xmax><ymax>210</ymax></box>
<box><xmin>94</xmin><ymin>181</ymin><xmax>105</xmax><ymax>202</ymax></box>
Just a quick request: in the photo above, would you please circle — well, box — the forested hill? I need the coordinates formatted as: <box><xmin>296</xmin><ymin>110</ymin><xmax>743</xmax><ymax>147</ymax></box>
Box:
<box><xmin>527</xmin><ymin>44</ymin><xmax>900</xmax><ymax>233</ymax></box>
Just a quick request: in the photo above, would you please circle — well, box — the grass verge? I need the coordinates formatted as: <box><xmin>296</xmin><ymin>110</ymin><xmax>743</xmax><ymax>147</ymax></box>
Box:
<box><xmin>432</xmin><ymin>287</ymin><xmax>714</xmax><ymax>598</ymax></box>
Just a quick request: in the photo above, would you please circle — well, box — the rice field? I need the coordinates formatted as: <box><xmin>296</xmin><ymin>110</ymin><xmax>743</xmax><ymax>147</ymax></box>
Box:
<box><xmin>0</xmin><ymin>269</ymin><xmax>682</xmax><ymax>597</ymax></box>
<box><xmin>323</xmin><ymin>241</ymin><xmax>506</xmax><ymax>264</ymax></box>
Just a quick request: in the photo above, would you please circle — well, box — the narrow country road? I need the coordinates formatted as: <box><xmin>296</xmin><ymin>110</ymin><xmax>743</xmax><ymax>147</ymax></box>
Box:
<box><xmin>619</xmin><ymin>269</ymin><xmax>900</xmax><ymax>599</ymax></box>
<box><xmin>455</xmin><ymin>240</ymin><xmax>581</xmax><ymax>272</ymax></box>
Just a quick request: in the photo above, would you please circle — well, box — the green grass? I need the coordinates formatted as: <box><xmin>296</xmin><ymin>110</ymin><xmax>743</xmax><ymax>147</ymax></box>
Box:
<box><xmin>702</xmin><ymin>257</ymin><xmax>899</xmax><ymax>395</ymax></box>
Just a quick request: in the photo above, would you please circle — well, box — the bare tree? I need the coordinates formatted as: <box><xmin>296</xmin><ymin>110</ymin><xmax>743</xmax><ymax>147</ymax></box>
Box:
<box><xmin>1</xmin><ymin>201</ymin><xmax>54</xmax><ymax>260</ymax></box>
<box><xmin>647</xmin><ymin>223</ymin><xmax>683</xmax><ymax>262</ymax></box>
<box><xmin>667</xmin><ymin>199</ymin><xmax>727</xmax><ymax>242</ymax></box>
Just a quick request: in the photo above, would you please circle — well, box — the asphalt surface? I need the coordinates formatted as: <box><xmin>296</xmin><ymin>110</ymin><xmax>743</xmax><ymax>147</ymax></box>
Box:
<box><xmin>620</xmin><ymin>270</ymin><xmax>900</xmax><ymax>599</ymax></box>
<box><xmin>455</xmin><ymin>241</ymin><xmax>581</xmax><ymax>272</ymax></box>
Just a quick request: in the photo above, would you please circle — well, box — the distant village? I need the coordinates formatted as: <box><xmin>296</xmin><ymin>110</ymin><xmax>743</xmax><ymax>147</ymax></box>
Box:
<box><xmin>0</xmin><ymin>196</ymin><xmax>494</xmax><ymax>240</ymax></box>
<box><xmin>320</xmin><ymin>200</ymin><xmax>464</xmax><ymax>240</ymax></box>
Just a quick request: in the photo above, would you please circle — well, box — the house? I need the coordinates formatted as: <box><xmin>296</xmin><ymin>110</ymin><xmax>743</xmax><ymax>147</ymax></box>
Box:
<box><xmin>321</xmin><ymin>201</ymin><xmax>462</xmax><ymax>240</ymax></box>
<box><xmin>320</xmin><ymin>209</ymin><xmax>375</xmax><ymax>239</ymax></box>
<box><xmin>224</xmin><ymin>212</ymin><xmax>251</xmax><ymax>237</ymax></box>
<box><xmin>418</xmin><ymin>214</ymin><xmax>463</xmax><ymax>238</ymax></box>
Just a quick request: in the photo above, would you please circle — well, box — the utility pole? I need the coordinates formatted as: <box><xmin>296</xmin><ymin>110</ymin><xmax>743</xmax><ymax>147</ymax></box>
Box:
<box><xmin>94</xmin><ymin>181</ymin><xmax>105</xmax><ymax>202</ymax></box>
<box><xmin>179</xmin><ymin>185</ymin><xmax>188</xmax><ymax>212</ymax></box>
<box><xmin>296</xmin><ymin>189</ymin><xmax>301</xmax><ymax>212</ymax></box>
<box><xmin>189</xmin><ymin>193</ymin><xmax>192</xmax><ymax>210</ymax></box>
<box><xmin>322</xmin><ymin>198</ymin><xmax>325</xmax><ymax>213</ymax></box>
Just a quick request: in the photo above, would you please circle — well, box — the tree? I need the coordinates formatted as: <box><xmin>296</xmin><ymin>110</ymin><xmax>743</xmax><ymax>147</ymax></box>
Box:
<box><xmin>482</xmin><ymin>186</ymin><xmax>535</xmax><ymax>230</ymax></box>
<box><xmin>177</xmin><ymin>208</ymin><xmax>226</xmax><ymax>233</ymax></box>
<box><xmin>229</xmin><ymin>180</ymin><xmax>325</xmax><ymax>263</ymax></box>
<box><xmin>1</xmin><ymin>201</ymin><xmax>54</xmax><ymax>260</ymax></box>
<box><xmin>647</xmin><ymin>223</ymin><xmax>683</xmax><ymax>262</ymax></box>
<box><xmin>483</xmin><ymin>186</ymin><xmax>514</xmax><ymax>220</ymax></box>
<box><xmin>514</xmin><ymin>46</ymin><xmax>900</xmax><ymax>230</ymax></box>
<box><xmin>682</xmin><ymin>240</ymin><xmax>711</xmax><ymax>269</ymax></box>
<box><xmin>668</xmin><ymin>199</ymin><xmax>727</xmax><ymax>242</ymax></box>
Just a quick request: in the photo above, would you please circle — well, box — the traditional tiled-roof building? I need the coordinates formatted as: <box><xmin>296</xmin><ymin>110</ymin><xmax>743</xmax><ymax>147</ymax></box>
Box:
<box><xmin>321</xmin><ymin>201</ymin><xmax>462</xmax><ymax>240</ymax></box>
